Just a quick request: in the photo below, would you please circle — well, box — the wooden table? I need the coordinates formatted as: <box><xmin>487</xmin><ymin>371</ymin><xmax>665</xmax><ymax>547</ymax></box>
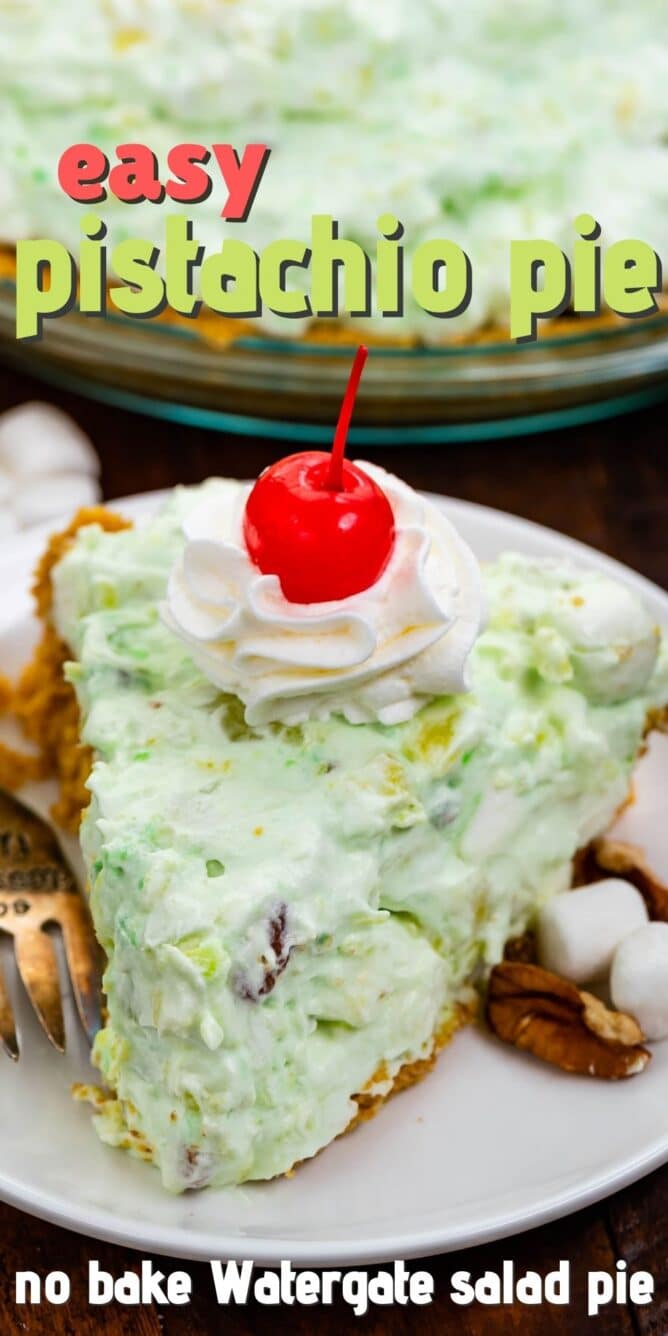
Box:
<box><xmin>0</xmin><ymin>363</ymin><xmax>666</xmax><ymax>1335</ymax></box>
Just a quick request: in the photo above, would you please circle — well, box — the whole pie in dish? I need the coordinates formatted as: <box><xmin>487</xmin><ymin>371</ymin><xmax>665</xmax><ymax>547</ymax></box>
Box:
<box><xmin>7</xmin><ymin>464</ymin><xmax>667</xmax><ymax>1191</ymax></box>
<box><xmin>1</xmin><ymin>0</ymin><xmax>666</xmax><ymax>344</ymax></box>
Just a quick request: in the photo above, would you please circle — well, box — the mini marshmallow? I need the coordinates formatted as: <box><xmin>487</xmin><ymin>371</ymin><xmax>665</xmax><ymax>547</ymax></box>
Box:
<box><xmin>0</xmin><ymin>402</ymin><xmax>99</xmax><ymax>479</ymax></box>
<box><xmin>13</xmin><ymin>472</ymin><xmax>101</xmax><ymax>528</ymax></box>
<box><xmin>536</xmin><ymin>878</ymin><xmax>648</xmax><ymax>984</ymax></box>
<box><xmin>611</xmin><ymin>922</ymin><xmax>668</xmax><ymax>1041</ymax></box>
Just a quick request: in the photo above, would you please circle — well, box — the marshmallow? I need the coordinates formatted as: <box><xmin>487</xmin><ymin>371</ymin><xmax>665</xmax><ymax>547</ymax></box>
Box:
<box><xmin>536</xmin><ymin>879</ymin><xmax>648</xmax><ymax>984</ymax></box>
<box><xmin>611</xmin><ymin>923</ymin><xmax>668</xmax><ymax>1040</ymax></box>
<box><xmin>13</xmin><ymin>473</ymin><xmax>101</xmax><ymax>528</ymax></box>
<box><xmin>0</xmin><ymin>402</ymin><xmax>99</xmax><ymax>479</ymax></box>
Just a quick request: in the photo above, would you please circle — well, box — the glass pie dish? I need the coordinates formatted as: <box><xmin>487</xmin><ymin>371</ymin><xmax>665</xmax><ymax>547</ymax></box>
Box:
<box><xmin>1</xmin><ymin>274</ymin><xmax>667</xmax><ymax>443</ymax></box>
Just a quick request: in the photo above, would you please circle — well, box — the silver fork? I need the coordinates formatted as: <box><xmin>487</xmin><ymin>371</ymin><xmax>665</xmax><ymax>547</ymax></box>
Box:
<box><xmin>0</xmin><ymin>789</ymin><xmax>101</xmax><ymax>1058</ymax></box>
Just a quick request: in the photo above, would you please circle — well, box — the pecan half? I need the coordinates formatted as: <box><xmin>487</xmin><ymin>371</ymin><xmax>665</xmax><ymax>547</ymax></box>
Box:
<box><xmin>593</xmin><ymin>837</ymin><xmax>668</xmax><ymax>923</ymax></box>
<box><xmin>486</xmin><ymin>961</ymin><xmax>650</xmax><ymax>1080</ymax></box>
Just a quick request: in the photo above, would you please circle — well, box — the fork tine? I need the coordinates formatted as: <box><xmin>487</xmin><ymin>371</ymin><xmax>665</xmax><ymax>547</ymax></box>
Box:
<box><xmin>59</xmin><ymin>897</ymin><xmax>103</xmax><ymax>1043</ymax></box>
<box><xmin>0</xmin><ymin>955</ymin><xmax>18</xmax><ymax>1060</ymax></box>
<box><xmin>13</xmin><ymin>927</ymin><xmax>65</xmax><ymax>1052</ymax></box>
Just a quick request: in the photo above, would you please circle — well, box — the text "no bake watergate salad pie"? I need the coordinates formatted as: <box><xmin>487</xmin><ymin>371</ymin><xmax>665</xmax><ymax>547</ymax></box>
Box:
<box><xmin>7</xmin><ymin>356</ymin><xmax>667</xmax><ymax>1191</ymax></box>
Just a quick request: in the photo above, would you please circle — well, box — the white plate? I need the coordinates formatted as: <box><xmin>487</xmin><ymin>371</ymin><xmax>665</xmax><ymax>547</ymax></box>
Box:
<box><xmin>0</xmin><ymin>491</ymin><xmax>666</xmax><ymax>1267</ymax></box>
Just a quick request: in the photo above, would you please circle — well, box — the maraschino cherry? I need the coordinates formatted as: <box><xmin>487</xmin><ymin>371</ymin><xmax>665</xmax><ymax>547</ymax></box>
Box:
<box><xmin>243</xmin><ymin>346</ymin><xmax>395</xmax><ymax>603</ymax></box>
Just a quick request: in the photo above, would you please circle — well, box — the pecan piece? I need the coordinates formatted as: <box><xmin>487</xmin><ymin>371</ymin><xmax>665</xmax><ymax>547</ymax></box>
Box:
<box><xmin>486</xmin><ymin>961</ymin><xmax>650</xmax><ymax>1080</ymax></box>
<box><xmin>232</xmin><ymin>902</ymin><xmax>293</xmax><ymax>1002</ymax></box>
<box><xmin>644</xmin><ymin>705</ymin><xmax>668</xmax><ymax>737</ymax></box>
<box><xmin>580</xmin><ymin>991</ymin><xmax>644</xmax><ymax>1047</ymax></box>
<box><xmin>181</xmin><ymin>1145</ymin><xmax>214</xmax><ymax>1190</ymax></box>
<box><xmin>571</xmin><ymin>841</ymin><xmax>606</xmax><ymax>888</ymax></box>
<box><xmin>503</xmin><ymin>930</ymin><xmax>537</xmax><ymax>964</ymax></box>
<box><xmin>593</xmin><ymin>837</ymin><xmax>668</xmax><ymax>923</ymax></box>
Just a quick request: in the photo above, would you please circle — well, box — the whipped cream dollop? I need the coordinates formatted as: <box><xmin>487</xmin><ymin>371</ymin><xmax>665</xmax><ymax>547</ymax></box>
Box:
<box><xmin>163</xmin><ymin>467</ymin><xmax>484</xmax><ymax>727</ymax></box>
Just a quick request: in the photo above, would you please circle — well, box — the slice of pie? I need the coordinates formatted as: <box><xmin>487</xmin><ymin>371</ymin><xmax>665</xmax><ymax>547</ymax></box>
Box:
<box><xmin>13</xmin><ymin>474</ymin><xmax>667</xmax><ymax>1191</ymax></box>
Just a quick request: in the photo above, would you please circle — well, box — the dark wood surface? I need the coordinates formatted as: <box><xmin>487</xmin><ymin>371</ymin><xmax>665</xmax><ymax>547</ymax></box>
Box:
<box><xmin>0</xmin><ymin>362</ymin><xmax>666</xmax><ymax>1335</ymax></box>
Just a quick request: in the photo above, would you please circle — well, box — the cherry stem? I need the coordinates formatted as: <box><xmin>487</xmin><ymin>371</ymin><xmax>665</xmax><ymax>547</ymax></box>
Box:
<box><xmin>327</xmin><ymin>345</ymin><xmax>369</xmax><ymax>491</ymax></box>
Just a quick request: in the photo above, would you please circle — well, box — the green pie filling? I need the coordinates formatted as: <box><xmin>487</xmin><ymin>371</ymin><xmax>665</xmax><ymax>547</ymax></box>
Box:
<box><xmin>52</xmin><ymin>484</ymin><xmax>668</xmax><ymax>1190</ymax></box>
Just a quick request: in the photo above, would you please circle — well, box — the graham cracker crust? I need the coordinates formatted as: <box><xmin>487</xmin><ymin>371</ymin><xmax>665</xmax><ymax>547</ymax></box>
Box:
<box><xmin>346</xmin><ymin>1001</ymin><xmax>477</xmax><ymax>1136</ymax></box>
<box><xmin>0</xmin><ymin>506</ymin><xmax>130</xmax><ymax>831</ymax></box>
